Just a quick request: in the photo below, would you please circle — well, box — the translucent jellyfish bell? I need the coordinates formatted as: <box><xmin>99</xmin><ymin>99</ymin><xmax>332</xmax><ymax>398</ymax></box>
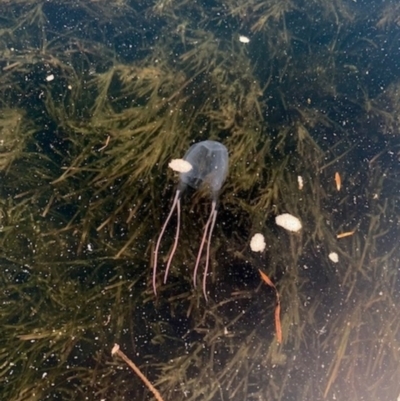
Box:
<box><xmin>153</xmin><ymin>140</ymin><xmax>229</xmax><ymax>301</ymax></box>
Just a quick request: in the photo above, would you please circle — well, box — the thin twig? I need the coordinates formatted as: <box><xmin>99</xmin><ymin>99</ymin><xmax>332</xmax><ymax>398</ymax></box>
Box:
<box><xmin>111</xmin><ymin>344</ymin><xmax>165</xmax><ymax>401</ymax></box>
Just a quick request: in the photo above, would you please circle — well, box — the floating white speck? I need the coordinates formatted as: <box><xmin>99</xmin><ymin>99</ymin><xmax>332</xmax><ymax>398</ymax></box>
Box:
<box><xmin>328</xmin><ymin>252</ymin><xmax>339</xmax><ymax>263</ymax></box>
<box><xmin>250</xmin><ymin>233</ymin><xmax>266</xmax><ymax>252</ymax></box>
<box><xmin>239</xmin><ymin>35</ymin><xmax>250</xmax><ymax>44</ymax></box>
<box><xmin>297</xmin><ymin>175</ymin><xmax>304</xmax><ymax>190</ymax></box>
<box><xmin>168</xmin><ymin>158</ymin><xmax>192</xmax><ymax>173</ymax></box>
<box><xmin>46</xmin><ymin>74</ymin><xmax>54</xmax><ymax>82</ymax></box>
<box><xmin>275</xmin><ymin>213</ymin><xmax>302</xmax><ymax>232</ymax></box>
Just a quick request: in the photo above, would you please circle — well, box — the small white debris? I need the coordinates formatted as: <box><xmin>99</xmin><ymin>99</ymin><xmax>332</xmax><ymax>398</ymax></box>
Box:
<box><xmin>297</xmin><ymin>175</ymin><xmax>304</xmax><ymax>190</ymax></box>
<box><xmin>275</xmin><ymin>213</ymin><xmax>302</xmax><ymax>232</ymax></box>
<box><xmin>250</xmin><ymin>233</ymin><xmax>266</xmax><ymax>252</ymax></box>
<box><xmin>168</xmin><ymin>159</ymin><xmax>192</xmax><ymax>173</ymax></box>
<box><xmin>239</xmin><ymin>35</ymin><xmax>250</xmax><ymax>43</ymax></box>
<box><xmin>111</xmin><ymin>343</ymin><xmax>120</xmax><ymax>356</ymax></box>
<box><xmin>328</xmin><ymin>252</ymin><xmax>339</xmax><ymax>263</ymax></box>
<box><xmin>45</xmin><ymin>74</ymin><xmax>54</xmax><ymax>82</ymax></box>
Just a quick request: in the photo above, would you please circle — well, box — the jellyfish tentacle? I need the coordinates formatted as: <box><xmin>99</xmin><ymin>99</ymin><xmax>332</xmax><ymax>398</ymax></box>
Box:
<box><xmin>193</xmin><ymin>203</ymin><xmax>214</xmax><ymax>288</ymax></box>
<box><xmin>193</xmin><ymin>200</ymin><xmax>217</xmax><ymax>289</ymax></box>
<box><xmin>202</xmin><ymin>201</ymin><xmax>217</xmax><ymax>301</ymax></box>
<box><xmin>153</xmin><ymin>190</ymin><xmax>180</xmax><ymax>295</ymax></box>
<box><xmin>164</xmin><ymin>197</ymin><xmax>181</xmax><ymax>284</ymax></box>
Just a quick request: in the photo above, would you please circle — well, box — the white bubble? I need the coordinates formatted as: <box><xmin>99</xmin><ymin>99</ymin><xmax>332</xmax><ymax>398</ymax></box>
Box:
<box><xmin>328</xmin><ymin>252</ymin><xmax>339</xmax><ymax>263</ymax></box>
<box><xmin>275</xmin><ymin>213</ymin><xmax>302</xmax><ymax>232</ymax></box>
<box><xmin>250</xmin><ymin>233</ymin><xmax>266</xmax><ymax>252</ymax></box>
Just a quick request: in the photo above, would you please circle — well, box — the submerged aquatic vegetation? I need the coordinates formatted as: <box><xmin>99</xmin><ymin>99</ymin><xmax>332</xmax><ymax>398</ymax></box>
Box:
<box><xmin>0</xmin><ymin>109</ymin><xmax>35</xmax><ymax>172</ymax></box>
<box><xmin>0</xmin><ymin>0</ymin><xmax>400</xmax><ymax>400</ymax></box>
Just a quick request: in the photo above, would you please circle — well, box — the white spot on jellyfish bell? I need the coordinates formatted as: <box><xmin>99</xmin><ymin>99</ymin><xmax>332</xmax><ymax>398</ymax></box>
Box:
<box><xmin>168</xmin><ymin>158</ymin><xmax>192</xmax><ymax>173</ymax></box>
<box><xmin>250</xmin><ymin>233</ymin><xmax>266</xmax><ymax>253</ymax></box>
<box><xmin>275</xmin><ymin>213</ymin><xmax>302</xmax><ymax>232</ymax></box>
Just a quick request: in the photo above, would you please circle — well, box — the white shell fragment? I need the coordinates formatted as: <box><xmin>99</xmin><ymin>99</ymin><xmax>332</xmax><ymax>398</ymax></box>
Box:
<box><xmin>328</xmin><ymin>252</ymin><xmax>339</xmax><ymax>263</ymax></box>
<box><xmin>297</xmin><ymin>175</ymin><xmax>303</xmax><ymax>190</ymax></box>
<box><xmin>168</xmin><ymin>158</ymin><xmax>192</xmax><ymax>173</ymax></box>
<box><xmin>239</xmin><ymin>35</ymin><xmax>250</xmax><ymax>43</ymax></box>
<box><xmin>250</xmin><ymin>233</ymin><xmax>266</xmax><ymax>252</ymax></box>
<box><xmin>275</xmin><ymin>213</ymin><xmax>302</xmax><ymax>232</ymax></box>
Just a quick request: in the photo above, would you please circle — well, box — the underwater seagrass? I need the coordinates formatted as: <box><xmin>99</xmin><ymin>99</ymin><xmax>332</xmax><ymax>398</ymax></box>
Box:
<box><xmin>0</xmin><ymin>0</ymin><xmax>400</xmax><ymax>400</ymax></box>
<box><xmin>0</xmin><ymin>109</ymin><xmax>35</xmax><ymax>172</ymax></box>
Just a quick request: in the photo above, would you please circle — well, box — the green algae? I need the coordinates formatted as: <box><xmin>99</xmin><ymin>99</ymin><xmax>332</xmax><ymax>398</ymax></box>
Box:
<box><xmin>0</xmin><ymin>0</ymin><xmax>399</xmax><ymax>400</ymax></box>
